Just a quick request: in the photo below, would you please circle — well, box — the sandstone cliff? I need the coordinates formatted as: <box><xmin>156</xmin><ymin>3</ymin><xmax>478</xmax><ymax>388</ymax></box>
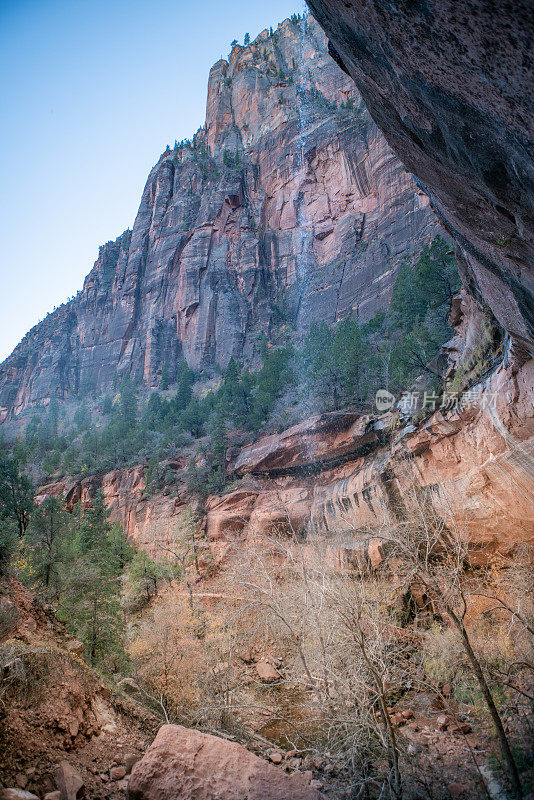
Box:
<box><xmin>45</xmin><ymin>298</ymin><xmax>533</xmax><ymax>562</ymax></box>
<box><xmin>306</xmin><ymin>0</ymin><xmax>534</xmax><ymax>362</ymax></box>
<box><xmin>0</xmin><ymin>16</ymin><xmax>438</xmax><ymax>420</ymax></box>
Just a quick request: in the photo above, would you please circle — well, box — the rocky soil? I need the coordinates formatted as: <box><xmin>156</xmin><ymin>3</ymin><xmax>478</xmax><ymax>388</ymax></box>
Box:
<box><xmin>0</xmin><ymin>579</ymin><xmax>156</xmax><ymax>799</ymax></box>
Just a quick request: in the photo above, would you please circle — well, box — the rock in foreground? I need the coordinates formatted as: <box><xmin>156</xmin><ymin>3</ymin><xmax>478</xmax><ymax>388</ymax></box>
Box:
<box><xmin>128</xmin><ymin>724</ymin><xmax>322</xmax><ymax>800</ymax></box>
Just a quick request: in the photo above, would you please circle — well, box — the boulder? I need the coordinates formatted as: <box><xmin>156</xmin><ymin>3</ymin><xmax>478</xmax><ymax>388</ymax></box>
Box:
<box><xmin>109</xmin><ymin>766</ymin><xmax>126</xmax><ymax>781</ymax></box>
<box><xmin>128</xmin><ymin>724</ymin><xmax>323</xmax><ymax>800</ymax></box>
<box><xmin>65</xmin><ymin>639</ymin><xmax>84</xmax><ymax>657</ymax></box>
<box><xmin>0</xmin><ymin>792</ymin><xmax>40</xmax><ymax>800</ymax></box>
<box><xmin>53</xmin><ymin>761</ymin><xmax>84</xmax><ymax>800</ymax></box>
<box><xmin>436</xmin><ymin>715</ymin><xmax>450</xmax><ymax>731</ymax></box>
<box><xmin>117</xmin><ymin>677</ymin><xmax>141</xmax><ymax>696</ymax></box>
<box><xmin>44</xmin><ymin>793</ymin><xmax>61</xmax><ymax>800</ymax></box>
<box><xmin>256</xmin><ymin>659</ymin><xmax>281</xmax><ymax>683</ymax></box>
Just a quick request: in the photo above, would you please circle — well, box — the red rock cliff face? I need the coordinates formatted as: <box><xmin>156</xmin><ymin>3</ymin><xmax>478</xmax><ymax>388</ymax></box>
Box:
<box><xmin>47</xmin><ymin>353</ymin><xmax>533</xmax><ymax>562</ymax></box>
<box><xmin>306</xmin><ymin>0</ymin><xmax>534</xmax><ymax>361</ymax></box>
<box><xmin>0</xmin><ymin>16</ymin><xmax>438</xmax><ymax>419</ymax></box>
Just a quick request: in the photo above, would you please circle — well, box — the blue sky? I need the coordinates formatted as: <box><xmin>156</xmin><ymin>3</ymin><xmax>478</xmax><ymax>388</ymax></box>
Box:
<box><xmin>0</xmin><ymin>0</ymin><xmax>301</xmax><ymax>362</ymax></box>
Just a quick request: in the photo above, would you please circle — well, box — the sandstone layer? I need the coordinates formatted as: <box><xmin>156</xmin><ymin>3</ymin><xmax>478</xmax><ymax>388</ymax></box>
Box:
<box><xmin>306</xmin><ymin>0</ymin><xmax>534</xmax><ymax>360</ymax></box>
<box><xmin>0</xmin><ymin>16</ymin><xmax>437</xmax><ymax>420</ymax></box>
<box><xmin>46</xmin><ymin>352</ymin><xmax>534</xmax><ymax>562</ymax></box>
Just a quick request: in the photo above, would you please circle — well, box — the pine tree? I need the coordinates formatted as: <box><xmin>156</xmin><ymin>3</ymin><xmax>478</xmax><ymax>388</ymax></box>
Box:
<box><xmin>63</xmin><ymin>556</ymin><xmax>126</xmax><ymax>668</ymax></box>
<box><xmin>244</xmin><ymin>32</ymin><xmax>250</xmax><ymax>45</ymax></box>
<box><xmin>76</xmin><ymin>491</ymin><xmax>112</xmax><ymax>556</ymax></box>
<box><xmin>108</xmin><ymin>522</ymin><xmax>134</xmax><ymax>571</ymax></box>
<box><xmin>205</xmin><ymin>411</ymin><xmax>228</xmax><ymax>494</ymax></box>
<box><xmin>119</xmin><ymin>377</ymin><xmax>138</xmax><ymax>430</ymax></box>
<box><xmin>127</xmin><ymin>550</ymin><xmax>171</xmax><ymax>604</ymax></box>
<box><xmin>172</xmin><ymin>362</ymin><xmax>195</xmax><ymax>413</ymax></box>
<box><xmin>0</xmin><ymin>449</ymin><xmax>33</xmax><ymax>543</ymax></box>
<box><xmin>26</xmin><ymin>495</ymin><xmax>71</xmax><ymax>595</ymax></box>
<box><xmin>61</xmin><ymin>496</ymin><xmax>129</xmax><ymax>669</ymax></box>
<box><xmin>180</xmin><ymin>397</ymin><xmax>204</xmax><ymax>438</ymax></box>
<box><xmin>160</xmin><ymin>363</ymin><xmax>170</xmax><ymax>391</ymax></box>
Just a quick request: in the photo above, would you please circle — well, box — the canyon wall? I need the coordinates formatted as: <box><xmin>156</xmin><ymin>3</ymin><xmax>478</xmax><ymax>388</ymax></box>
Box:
<box><xmin>306</xmin><ymin>0</ymin><xmax>534</xmax><ymax>362</ymax></box>
<box><xmin>44</xmin><ymin>306</ymin><xmax>533</xmax><ymax>563</ymax></box>
<box><xmin>0</xmin><ymin>16</ymin><xmax>438</xmax><ymax>420</ymax></box>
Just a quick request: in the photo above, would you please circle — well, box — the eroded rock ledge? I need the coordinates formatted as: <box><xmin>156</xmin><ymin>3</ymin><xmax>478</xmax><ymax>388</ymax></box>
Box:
<box><xmin>41</xmin><ymin>353</ymin><xmax>534</xmax><ymax>565</ymax></box>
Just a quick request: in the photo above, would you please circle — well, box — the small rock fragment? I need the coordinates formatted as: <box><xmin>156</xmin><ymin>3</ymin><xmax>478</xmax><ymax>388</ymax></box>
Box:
<box><xmin>117</xmin><ymin>677</ymin><xmax>141</xmax><ymax>695</ymax></box>
<box><xmin>54</xmin><ymin>760</ymin><xmax>84</xmax><ymax>800</ymax></box>
<box><xmin>65</xmin><ymin>639</ymin><xmax>84</xmax><ymax>657</ymax></box>
<box><xmin>109</xmin><ymin>766</ymin><xmax>126</xmax><ymax>781</ymax></box>
<box><xmin>124</xmin><ymin>753</ymin><xmax>140</xmax><ymax>774</ymax></box>
<box><xmin>452</xmin><ymin>722</ymin><xmax>472</xmax><ymax>734</ymax></box>
<box><xmin>255</xmin><ymin>659</ymin><xmax>280</xmax><ymax>682</ymax></box>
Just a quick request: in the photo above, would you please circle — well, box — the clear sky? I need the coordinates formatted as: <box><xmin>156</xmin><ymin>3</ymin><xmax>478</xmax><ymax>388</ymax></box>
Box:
<box><xmin>0</xmin><ymin>0</ymin><xmax>302</xmax><ymax>362</ymax></box>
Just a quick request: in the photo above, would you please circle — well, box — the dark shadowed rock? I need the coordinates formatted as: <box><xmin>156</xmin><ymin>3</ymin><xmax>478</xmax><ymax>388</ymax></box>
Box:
<box><xmin>307</xmin><ymin>0</ymin><xmax>534</xmax><ymax>359</ymax></box>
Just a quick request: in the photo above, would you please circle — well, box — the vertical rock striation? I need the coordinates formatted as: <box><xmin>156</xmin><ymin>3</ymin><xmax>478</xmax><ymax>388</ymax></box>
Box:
<box><xmin>0</xmin><ymin>16</ymin><xmax>438</xmax><ymax>419</ymax></box>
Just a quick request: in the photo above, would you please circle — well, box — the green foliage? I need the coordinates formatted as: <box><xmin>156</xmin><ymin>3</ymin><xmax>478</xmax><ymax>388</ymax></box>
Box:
<box><xmin>0</xmin><ymin>521</ymin><xmax>17</xmax><ymax>576</ymax></box>
<box><xmin>73</xmin><ymin>403</ymin><xmax>90</xmax><ymax>431</ymax></box>
<box><xmin>61</xmin><ymin>495</ymin><xmax>131</xmax><ymax>668</ymax></box>
<box><xmin>25</xmin><ymin>399</ymin><xmax>63</xmax><ymax>457</ymax></box>
<box><xmin>299</xmin><ymin>318</ymin><xmax>376</xmax><ymax>412</ymax></box>
<box><xmin>159</xmin><ymin>363</ymin><xmax>170</xmax><ymax>391</ymax></box>
<box><xmin>222</xmin><ymin>148</ymin><xmax>241</xmax><ymax>169</ymax></box>
<box><xmin>244</xmin><ymin>32</ymin><xmax>250</xmax><ymax>45</ymax></box>
<box><xmin>9</xmin><ymin>483</ymin><xmax>133</xmax><ymax>670</ymax></box>
<box><xmin>390</xmin><ymin>236</ymin><xmax>458</xmax><ymax>330</ymax></box>
<box><xmin>61</xmin><ymin>555</ymin><xmax>127</xmax><ymax>669</ymax></box>
<box><xmin>248</xmin><ymin>341</ymin><xmax>293</xmax><ymax>429</ymax></box>
<box><xmin>187</xmin><ymin>411</ymin><xmax>228</xmax><ymax>497</ymax></box>
<box><xmin>0</xmin><ymin>448</ymin><xmax>33</xmax><ymax>563</ymax></box>
<box><xmin>388</xmin><ymin>235</ymin><xmax>459</xmax><ymax>388</ymax></box>
<box><xmin>108</xmin><ymin>521</ymin><xmax>134</xmax><ymax>571</ymax></box>
<box><xmin>127</xmin><ymin>550</ymin><xmax>172</xmax><ymax>604</ymax></box>
<box><xmin>25</xmin><ymin>496</ymin><xmax>71</xmax><ymax>594</ymax></box>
